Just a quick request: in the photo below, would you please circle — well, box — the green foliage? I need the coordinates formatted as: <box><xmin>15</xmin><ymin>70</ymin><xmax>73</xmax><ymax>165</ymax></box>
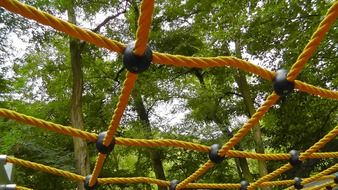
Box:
<box><xmin>0</xmin><ymin>0</ymin><xmax>337</xmax><ymax>189</ymax></box>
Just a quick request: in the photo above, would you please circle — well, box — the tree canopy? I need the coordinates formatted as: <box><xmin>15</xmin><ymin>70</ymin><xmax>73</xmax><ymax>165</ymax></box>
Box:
<box><xmin>0</xmin><ymin>0</ymin><xmax>337</xmax><ymax>190</ymax></box>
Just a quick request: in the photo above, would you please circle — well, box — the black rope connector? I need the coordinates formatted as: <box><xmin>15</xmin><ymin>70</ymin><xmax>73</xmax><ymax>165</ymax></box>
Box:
<box><xmin>96</xmin><ymin>132</ymin><xmax>115</xmax><ymax>154</ymax></box>
<box><xmin>240</xmin><ymin>180</ymin><xmax>249</xmax><ymax>190</ymax></box>
<box><xmin>273</xmin><ymin>69</ymin><xmax>294</xmax><ymax>96</ymax></box>
<box><xmin>334</xmin><ymin>172</ymin><xmax>338</xmax><ymax>184</ymax></box>
<box><xmin>208</xmin><ymin>144</ymin><xmax>226</xmax><ymax>164</ymax></box>
<box><xmin>326</xmin><ymin>186</ymin><xmax>332</xmax><ymax>190</ymax></box>
<box><xmin>169</xmin><ymin>179</ymin><xmax>180</xmax><ymax>190</ymax></box>
<box><xmin>294</xmin><ymin>177</ymin><xmax>303</xmax><ymax>190</ymax></box>
<box><xmin>289</xmin><ymin>150</ymin><xmax>302</xmax><ymax>166</ymax></box>
<box><xmin>84</xmin><ymin>175</ymin><xmax>99</xmax><ymax>190</ymax></box>
<box><xmin>123</xmin><ymin>42</ymin><xmax>152</xmax><ymax>73</ymax></box>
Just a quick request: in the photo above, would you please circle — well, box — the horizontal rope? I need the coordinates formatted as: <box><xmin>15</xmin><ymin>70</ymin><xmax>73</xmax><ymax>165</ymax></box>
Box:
<box><xmin>295</xmin><ymin>80</ymin><xmax>338</xmax><ymax>100</ymax></box>
<box><xmin>98</xmin><ymin>177</ymin><xmax>169</xmax><ymax>186</ymax></box>
<box><xmin>0</xmin><ymin>108</ymin><xmax>97</xmax><ymax>142</ymax></box>
<box><xmin>153</xmin><ymin>53</ymin><xmax>275</xmax><ymax>81</ymax></box>
<box><xmin>0</xmin><ymin>0</ymin><xmax>126</xmax><ymax>54</ymax></box>
<box><xmin>6</xmin><ymin>156</ymin><xmax>84</xmax><ymax>182</ymax></box>
<box><xmin>16</xmin><ymin>186</ymin><xmax>33</xmax><ymax>190</ymax></box>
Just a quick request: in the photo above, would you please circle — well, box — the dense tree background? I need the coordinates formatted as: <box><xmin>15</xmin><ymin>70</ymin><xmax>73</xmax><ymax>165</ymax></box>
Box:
<box><xmin>0</xmin><ymin>0</ymin><xmax>337</xmax><ymax>189</ymax></box>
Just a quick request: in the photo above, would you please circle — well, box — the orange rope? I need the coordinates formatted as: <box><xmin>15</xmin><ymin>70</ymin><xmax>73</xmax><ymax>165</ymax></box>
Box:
<box><xmin>153</xmin><ymin>53</ymin><xmax>275</xmax><ymax>81</ymax></box>
<box><xmin>0</xmin><ymin>0</ymin><xmax>126</xmax><ymax>54</ymax></box>
<box><xmin>16</xmin><ymin>186</ymin><xmax>33</xmax><ymax>190</ymax></box>
<box><xmin>0</xmin><ymin>108</ymin><xmax>98</xmax><ymax>142</ymax></box>
<box><xmin>295</xmin><ymin>80</ymin><xmax>338</xmax><ymax>100</ymax></box>
<box><xmin>287</xmin><ymin>1</ymin><xmax>338</xmax><ymax>81</ymax></box>
<box><xmin>0</xmin><ymin>0</ymin><xmax>337</xmax><ymax>189</ymax></box>
<box><xmin>89</xmin><ymin>72</ymin><xmax>138</xmax><ymax>186</ymax></box>
<box><xmin>248</xmin><ymin>124</ymin><xmax>338</xmax><ymax>189</ymax></box>
<box><xmin>218</xmin><ymin>93</ymin><xmax>279</xmax><ymax>156</ymax></box>
<box><xmin>134</xmin><ymin>0</ymin><xmax>154</xmax><ymax>55</ymax></box>
<box><xmin>6</xmin><ymin>156</ymin><xmax>84</xmax><ymax>182</ymax></box>
<box><xmin>98</xmin><ymin>177</ymin><xmax>169</xmax><ymax>186</ymax></box>
<box><xmin>103</xmin><ymin>72</ymin><xmax>138</xmax><ymax>146</ymax></box>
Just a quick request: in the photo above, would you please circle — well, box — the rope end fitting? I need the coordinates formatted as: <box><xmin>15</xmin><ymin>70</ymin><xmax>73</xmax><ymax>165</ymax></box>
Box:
<box><xmin>84</xmin><ymin>175</ymin><xmax>99</xmax><ymax>190</ymax></box>
<box><xmin>240</xmin><ymin>180</ymin><xmax>249</xmax><ymax>190</ymax></box>
<box><xmin>96</xmin><ymin>131</ymin><xmax>115</xmax><ymax>154</ymax></box>
<box><xmin>289</xmin><ymin>150</ymin><xmax>302</xmax><ymax>166</ymax></box>
<box><xmin>208</xmin><ymin>144</ymin><xmax>226</xmax><ymax>164</ymax></box>
<box><xmin>273</xmin><ymin>69</ymin><xmax>294</xmax><ymax>96</ymax></box>
<box><xmin>123</xmin><ymin>42</ymin><xmax>152</xmax><ymax>73</ymax></box>
<box><xmin>294</xmin><ymin>177</ymin><xmax>303</xmax><ymax>190</ymax></box>
<box><xmin>169</xmin><ymin>179</ymin><xmax>180</xmax><ymax>190</ymax></box>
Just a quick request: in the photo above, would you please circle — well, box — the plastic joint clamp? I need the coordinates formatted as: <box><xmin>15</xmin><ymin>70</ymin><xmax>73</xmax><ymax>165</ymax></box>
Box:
<box><xmin>273</xmin><ymin>69</ymin><xmax>294</xmax><ymax>96</ymax></box>
<box><xmin>208</xmin><ymin>144</ymin><xmax>226</xmax><ymax>164</ymax></box>
<box><xmin>289</xmin><ymin>150</ymin><xmax>302</xmax><ymax>166</ymax></box>
<box><xmin>0</xmin><ymin>155</ymin><xmax>7</xmax><ymax>165</ymax></box>
<box><xmin>169</xmin><ymin>179</ymin><xmax>180</xmax><ymax>190</ymax></box>
<box><xmin>240</xmin><ymin>180</ymin><xmax>249</xmax><ymax>190</ymax></box>
<box><xmin>294</xmin><ymin>177</ymin><xmax>303</xmax><ymax>190</ymax></box>
<box><xmin>84</xmin><ymin>175</ymin><xmax>99</xmax><ymax>190</ymax></box>
<box><xmin>123</xmin><ymin>42</ymin><xmax>152</xmax><ymax>73</ymax></box>
<box><xmin>96</xmin><ymin>132</ymin><xmax>115</xmax><ymax>154</ymax></box>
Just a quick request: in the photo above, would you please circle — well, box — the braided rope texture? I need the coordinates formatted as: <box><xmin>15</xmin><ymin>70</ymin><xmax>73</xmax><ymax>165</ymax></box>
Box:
<box><xmin>0</xmin><ymin>0</ymin><xmax>337</xmax><ymax>189</ymax></box>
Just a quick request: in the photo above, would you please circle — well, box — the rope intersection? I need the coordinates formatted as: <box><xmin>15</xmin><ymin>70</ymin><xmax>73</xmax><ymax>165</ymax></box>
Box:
<box><xmin>0</xmin><ymin>0</ymin><xmax>338</xmax><ymax>189</ymax></box>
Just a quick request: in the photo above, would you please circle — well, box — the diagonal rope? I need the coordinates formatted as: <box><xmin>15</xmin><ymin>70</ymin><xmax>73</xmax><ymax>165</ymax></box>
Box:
<box><xmin>287</xmin><ymin>1</ymin><xmax>338</xmax><ymax>81</ymax></box>
<box><xmin>0</xmin><ymin>0</ymin><xmax>337</xmax><ymax>189</ymax></box>
<box><xmin>134</xmin><ymin>0</ymin><xmax>154</xmax><ymax>55</ymax></box>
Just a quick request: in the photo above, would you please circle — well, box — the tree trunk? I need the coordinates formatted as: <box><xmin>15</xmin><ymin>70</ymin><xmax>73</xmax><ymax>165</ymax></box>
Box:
<box><xmin>132</xmin><ymin>89</ymin><xmax>167</xmax><ymax>190</ymax></box>
<box><xmin>67</xmin><ymin>2</ymin><xmax>90</xmax><ymax>189</ymax></box>
<box><xmin>234</xmin><ymin>41</ymin><xmax>269</xmax><ymax>184</ymax></box>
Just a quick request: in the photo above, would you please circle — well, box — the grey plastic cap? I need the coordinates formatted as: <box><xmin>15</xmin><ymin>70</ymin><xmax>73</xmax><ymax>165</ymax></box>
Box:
<box><xmin>0</xmin><ymin>155</ymin><xmax>7</xmax><ymax>165</ymax></box>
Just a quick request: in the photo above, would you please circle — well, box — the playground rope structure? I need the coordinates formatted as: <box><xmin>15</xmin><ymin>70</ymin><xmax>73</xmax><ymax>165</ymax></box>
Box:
<box><xmin>0</xmin><ymin>0</ymin><xmax>338</xmax><ymax>189</ymax></box>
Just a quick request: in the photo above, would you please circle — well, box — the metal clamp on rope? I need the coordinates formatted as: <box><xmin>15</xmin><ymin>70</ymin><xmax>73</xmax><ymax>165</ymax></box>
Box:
<box><xmin>289</xmin><ymin>150</ymin><xmax>302</xmax><ymax>166</ymax></box>
<box><xmin>123</xmin><ymin>42</ymin><xmax>152</xmax><ymax>73</ymax></box>
<box><xmin>208</xmin><ymin>144</ymin><xmax>226</xmax><ymax>164</ymax></box>
<box><xmin>294</xmin><ymin>177</ymin><xmax>303</xmax><ymax>190</ymax></box>
<box><xmin>273</xmin><ymin>69</ymin><xmax>294</xmax><ymax>96</ymax></box>
<box><xmin>334</xmin><ymin>172</ymin><xmax>338</xmax><ymax>184</ymax></box>
<box><xmin>84</xmin><ymin>175</ymin><xmax>99</xmax><ymax>190</ymax></box>
<box><xmin>169</xmin><ymin>179</ymin><xmax>180</xmax><ymax>190</ymax></box>
<box><xmin>0</xmin><ymin>184</ymin><xmax>16</xmax><ymax>190</ymax></box>
<box><xmin>96</xmin><ymin>132</ymin><xmax>115</xmax><ymax>154</ymax></box>
<box><xmin>240</xmin><ymin>180</ymin><xmax>249</xmax><ymax>190</ymax></box>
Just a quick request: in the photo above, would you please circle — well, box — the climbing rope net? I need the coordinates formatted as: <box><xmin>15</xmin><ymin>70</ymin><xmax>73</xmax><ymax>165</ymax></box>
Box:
<box><xmin>0</xmin><ymin>0</ymin><xmax>338</xmax><ymax>189</ymax></box>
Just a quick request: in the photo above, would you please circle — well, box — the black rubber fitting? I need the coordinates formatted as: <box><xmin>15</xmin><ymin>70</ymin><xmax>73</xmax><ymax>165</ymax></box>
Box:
<box><xmin>334</xmin><ymin>172</ymin><xmax>338</xmax><ymax>184</ymax></box>
<box><xmin>169</xmin><ymin>179</ymin><xmax>180</xmax><ymax>190</ymax></box>
<box><xmin>96</xmin><ymin>132</ymin><xmax>115</xmax><ymax>154</ymax></box>
<box><xmin>326</xmin><ymin>186</ymin><xmax>332</xmax><ymax>190</ymax></box>
<box><xmin>240</xmin><ymin>180</ymin><xmax>249</xmax><ymax>190</ymax></box>
<box><xmin>289</xmin><ymin>150</ymin><xmax>302</xmax><ymax>166</ymax></box>
<box><xmin>84</xmin><ymin>175</ymin><xmax>99</xmax><ymax>190</ymax></box>
<box><xmin>208</xmin><ymin>144</ymin><xmax>226</xmax><ymax>164</ymax></box>
<box><xmin>273</xmin><ymin>69</ymin><xmax>294</xmax><ymax>96</ymax></box>
<box><xmin>123</xmin><ymin>42</ymin><xmax>152</xmax><ymax>73</ymax></box>
<box><xmin>294</xmin><ymin>177</ymin><xmax>303</xmax><ymax>189</ymax></box>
